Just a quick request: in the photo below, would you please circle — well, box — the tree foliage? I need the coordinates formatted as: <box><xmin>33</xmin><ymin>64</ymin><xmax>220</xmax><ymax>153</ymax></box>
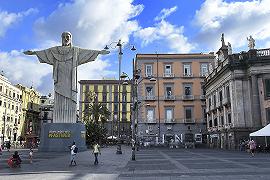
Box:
<box><xmin>82</xmin><ymin>91</ymin><xmax>111</xmax><ymax>146</ymax></box>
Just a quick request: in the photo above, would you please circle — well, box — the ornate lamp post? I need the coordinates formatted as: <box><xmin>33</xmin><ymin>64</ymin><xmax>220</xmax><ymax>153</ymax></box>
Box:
<box><xmin>104</xmin><ymin>40</ymin><xmax>136</xmax><ymax>154</ymax></box>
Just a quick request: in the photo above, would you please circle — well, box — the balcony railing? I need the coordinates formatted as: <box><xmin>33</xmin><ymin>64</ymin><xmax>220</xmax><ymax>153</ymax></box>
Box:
<box><xmin>163</xmin><ymin>73</ymin><xmax>175</xmax><ymax>78</ymax></box>
<box><xmin>146</xmin><ymin>119</ymin><xmax>157</xmax><ymax>124</ymax></box>
<box><xmin>182</xmin><ymin>95</ymin><xmax>194</xmax><ymax>100</ymax></box>
<box><xmin>183</xmin><ymin>73</ymin><xmax>193</xmax><ymax>78</ymax></box>
<box><xmin>164</xmin><ymin>95</ymin><xmax>176</xmax><ymax>100</ymax></box>
<box><xmin>257</xmin><ymin>48</ymin><xmax>270</xmax><ymax>57</ymax></box>
<box><xmin>164</xmin><ymin>119</ymin><xmax>175</xmax><ymax>124</ymax></box>
<box><xmin>184</xmin><ymin>118</ymin><xmax>195</xmax><ymax>123</ymax></box>
<box><xmin>145</xmin><ymin>96</ymin><xmax>156</xmax><ymax>101</ymax></box>
<box><xmin>199</xmin><ymin>73</ymin><xmax>208</xmax><ymax>77</ymax></box>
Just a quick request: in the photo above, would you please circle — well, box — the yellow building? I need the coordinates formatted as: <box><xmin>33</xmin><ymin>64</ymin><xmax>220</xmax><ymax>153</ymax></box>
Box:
<box><xmin>79</xmin><ymin>80</ymin><xmax>132</xmax><ymax>140</ymax></box>
<box><xmin>0</xmin><ymin>74</ymin><xmax>22</xmax><ymax>145</ymax></box>
<box><xmin>16</xmin><ymin>84</ymin><xmax>41</xmax><ymax>146</ymax></box>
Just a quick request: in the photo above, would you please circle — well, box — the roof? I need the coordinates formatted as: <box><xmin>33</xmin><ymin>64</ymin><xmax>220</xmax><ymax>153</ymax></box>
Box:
<box><xmin>136</xmin><ymin>53</ymin><xmax>215</xmax><ymax>60</ymax></box>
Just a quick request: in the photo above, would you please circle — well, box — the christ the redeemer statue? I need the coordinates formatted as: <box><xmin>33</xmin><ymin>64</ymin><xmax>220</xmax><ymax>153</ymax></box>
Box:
<box><xmin>24</xmin><ymin>32</ymin><xmax>109</xmax><ymax>123</ymax></box>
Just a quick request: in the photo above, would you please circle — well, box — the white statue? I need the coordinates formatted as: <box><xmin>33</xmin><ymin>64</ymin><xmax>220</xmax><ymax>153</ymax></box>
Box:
<box><xmin>228</xmin><ymin>42</ymin><xmax>232</xmax><ymax>55</ymax></box>
<box><xmin>247</xmin><ymin>35</ymin><xmax>255</xmax><ymax>50</ymax></box>
<box><xmin>24</xmin><ymin>32</ymin><xmax>109</xmax><ymax>123</ymax></box>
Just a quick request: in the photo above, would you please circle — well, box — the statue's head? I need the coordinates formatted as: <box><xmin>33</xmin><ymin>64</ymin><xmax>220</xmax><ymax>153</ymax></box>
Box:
<box><xmin>61</xmin><ymin>31</ymin><xmax>72</xmax><ymax>46</ymax></box>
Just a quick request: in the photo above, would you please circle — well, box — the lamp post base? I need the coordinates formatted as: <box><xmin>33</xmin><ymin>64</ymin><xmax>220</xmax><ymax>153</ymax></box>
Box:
<box><xmin>116</xmin><ymin>144</ymin><xmax>122</xmax><ymax>154</ymax></box>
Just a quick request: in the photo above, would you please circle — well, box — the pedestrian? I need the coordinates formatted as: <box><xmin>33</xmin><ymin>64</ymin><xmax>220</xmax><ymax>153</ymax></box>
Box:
<box><xmin>93</xmin><ymin>142</ymin><xmax>101</xmax><ymax>165</ymax></box>
<box><xmin>8</xmin><ymin>151</ymin><xmax>22</xmax><ymax>168</ymax></box>
<box><xmin>29</xmin><ymin>148</ymin><xmax>33</xmax><ymax>164</ymax></box>
<box><xmin>0</xmin><ymin>144</ymin><xmax>2</xmax><ymax>155</ymax></box>
<box><xmin>70</xmin><ymin>142</ymin><xmax>78</xmax><ymax>166</ymax></box>
<box><xmin>6</xmin><ymin>141</ymin><xmax>11</xmax><ymax>152</ymax></box>
<box><xmin>248</xmin><ymin>139</ymin><xmax>256</xmax><ymax>157</ymax></box>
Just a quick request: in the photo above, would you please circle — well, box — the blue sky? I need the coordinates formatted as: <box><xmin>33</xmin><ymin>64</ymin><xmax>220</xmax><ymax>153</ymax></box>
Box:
<box><xmin>1</xmin><ymin>0</ymin><xmax>270</xmax><ymax>96</ymax></box>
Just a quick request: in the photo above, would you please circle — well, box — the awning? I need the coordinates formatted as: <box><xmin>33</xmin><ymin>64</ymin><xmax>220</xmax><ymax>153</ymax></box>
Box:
<box><xmin>250</xmin><ymin>124</ymin><xmax>270</xmax><ymax>137</ymax></box>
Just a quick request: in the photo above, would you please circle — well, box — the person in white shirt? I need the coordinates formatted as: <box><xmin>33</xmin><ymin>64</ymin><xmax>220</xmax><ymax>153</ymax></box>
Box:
<box><xmin>93</xmin><ymin>142</ymin><xmax>101</xmax><ymax>165</ymax></box>
<box><xmin>70</xmin><ymin>142</ymin><xmax>77</xmax><ymax>166</ymax></box>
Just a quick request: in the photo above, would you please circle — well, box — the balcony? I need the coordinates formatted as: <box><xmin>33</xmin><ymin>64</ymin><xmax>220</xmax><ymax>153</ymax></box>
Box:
<box><xmin>146</xmin><ymin>119</ymin><xmax>157</xmax><ymax>124</ymax></box>
<box><xmin>164</xmin><ymin>95</ymin><xmax>176</xmax><ymax>100</ymax></box>
<box><xmin>199</xmin><ymin>73</ymin><xmax>208</xmax><ymax>77</ymax></box>
<box><xmin>184</xmin><ymin>118</ymin><xmax>195</xmax><ymax>123</ymax></box>
<box><xmin>182</xmin><ymin>95</ymin><xmax>194</xmax><ymax>101</ymax></box>
<box><xmin>163</xmin><ymin>73</ymin><xmax>175</xmax><ymax>78</ymax></box>
<box><xmin>183</xmin><ymin>73</ymin><xmax>193</xmax><ymax>78</ymax></box>
<box><xmin>145</xmin><ymin>96</ymin><xmax>156</xmax><ymax>101</ymax></box>
<box><xmin>164</xmin><ymin>119</ymin><xmax>176</xmax><ymax>124</ymax></box>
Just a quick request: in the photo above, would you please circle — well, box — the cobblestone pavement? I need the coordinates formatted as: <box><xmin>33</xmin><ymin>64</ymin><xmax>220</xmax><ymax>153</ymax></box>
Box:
<box><xmin>1</xmin><ymin>146</ymin><xmax>270</xmax><ymax>179</ymax></box>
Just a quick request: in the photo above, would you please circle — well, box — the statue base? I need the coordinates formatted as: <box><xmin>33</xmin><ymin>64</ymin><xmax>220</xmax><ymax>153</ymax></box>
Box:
<box><xmin>38</xmin><ymin>123</ymin><xmax>87</xmax><ymax>152</ymax></box>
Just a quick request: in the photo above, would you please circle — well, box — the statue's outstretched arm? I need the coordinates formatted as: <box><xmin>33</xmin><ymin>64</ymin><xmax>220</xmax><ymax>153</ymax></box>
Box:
<box><xmin>23</xmin><ymin>50</ymin><xmax>36</xmax><ymax>55</ymax></box>
<box><xmin>100</xmin><ymin>50</ymin><xmax>110</xmax><ymax>55</ymax></box>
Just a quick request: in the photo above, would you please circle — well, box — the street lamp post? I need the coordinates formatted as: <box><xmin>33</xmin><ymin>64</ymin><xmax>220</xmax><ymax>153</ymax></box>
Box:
<box><xmin>104</xmin><ymin>40</ymin><xmax>136</xmax><ymax>154</ymax></box>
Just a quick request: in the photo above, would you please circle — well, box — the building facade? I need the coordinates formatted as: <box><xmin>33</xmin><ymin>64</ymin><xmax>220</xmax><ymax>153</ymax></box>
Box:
<box><xmin>79</xmin><ymin>80</ymin><xmax>132</xmax><ymax>140</ymax></box>
<box><xmin>39</xmin><ymin>95</ymin><xmax>54</xmax><ymax>124</ymax></box>
<box><xmin>16</xmin><ymin>84</ymin><xmax>41</xmax><ymax>146</ymax></box>
<box><xmin>205</xmin><ymin>40</ymin><xmax>270</xmax><ymax>149</ymax></box>
<box><xmin>135</xmin><ymin>53</ymin><xmax>215</xmax><ymax>146</ymax></box>
<box><xmin>0</xmin><ymin>74</ymin><xmax>22</xmax><ymax>145</ymax></box>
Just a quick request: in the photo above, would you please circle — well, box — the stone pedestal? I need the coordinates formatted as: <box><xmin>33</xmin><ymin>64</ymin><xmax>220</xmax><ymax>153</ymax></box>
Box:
<box><xmin>38</xmin><ymin>123</ymin><xmax>87</xmax><ymax>152</ymax></box>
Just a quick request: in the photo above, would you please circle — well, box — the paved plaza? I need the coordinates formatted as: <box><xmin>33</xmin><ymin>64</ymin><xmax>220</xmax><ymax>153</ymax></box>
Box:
<box><xmin>1</xmin><ymin>146</ymin><xmax>270</xmax><ymax>179</ymax></box>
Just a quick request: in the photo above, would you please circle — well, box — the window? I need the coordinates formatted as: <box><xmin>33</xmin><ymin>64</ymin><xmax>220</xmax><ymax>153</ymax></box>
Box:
<box><xmin>146</xmin><ymin>108</ymin><xmax>154</xmax><ymax>123</ymax></box>
<box><xmin>0</xmin><ymin>86</ymin><xmax>2</xmax><ymax>92</ymax></box>
<box><xmin>214</xmin><ymin>118</ymin><xmax>218</xmax><ymax>126</ymax></box>
<box><xmin>213</xmin><ymin>94</ymin><xmax>216</xmax><ymax>107</ymax></box>
<box><xmin>122</xmin><ymin>104</ymin><xmax>127</xmax><ymax>112</ymax></box>
<box><xmin>265</xmin><ymin>79</ymin><xmax>270</xmax><ymax>98</ymax></box>
<box><xmin>165</xmin><ymin>108</ymin><xmax>173</xmax><ymax>122</ymax></box>
<box><xmin>228</xmin><ymin>113</ymin><xmax>231</xmax><ymax>124</ymax></box>
<box><xmin>122</xmin><ymin>94</ymin><xmax>126</xmax><ymax>102</ymax></box>
<box><xmin>219</xmin><ymin>91</ymin><xmax>223</xmax><ymax>102</ymax></box>
<box><xmin>145</xmin><ymin>64</ymin><xmax>153</xmax><ymax>77</ymax></box>
<box><xmin>209</xmin><ymin>120</ymin><xmax>213</xmax><ymax>127</ymax></box>
<box><xmin>114</xmin><ymin>104</ymin><xmax>118</xmax><ymax>112</ymax></box>
<box><xmin>0</xmin><ymin>100</ymin><xmax>2</xmax><ymax>106</ymax></box>
<box><xmin>200</xmin><ymin>63</ymin><xmax>208</xmax><ymax>76</ymax></box>
<box><xmin>185</xmin><ymin>106</ymin><xmax>193</xmax><ymax>121</ymax></box>
<box><xmin>220</xmin><ymin>116</ymin><xmax>224</xmax><ymax>126</ymax></box>
<box><xmin>183</xmin><ymin>64</ymin><xmax>191</xmax><ymax>76</ymax></box>
<box><xmin>12</xmin><ymin>105</ymin><xmax>14</xmax><ymax>110</ymax></box>
<box><xmin>146</xmin><ymin>86</ymin><xmax>154</xmax><ymax>97</ymax></box>
<box><xmin>102</xmin><ymin>93</ymin><xmax>107</xmax><ymax>102</ymax></box>
<box><xmin>226</xmin><ymin>86</ymin><xmax>230</xmax><ymax>100</ymax></box>
<box><xmin>165</xmin><ymin>86</ymin><xmax>173</xmax><ymax>98</ymax></box>
<box><xmin>4</xmin><ymin>102</ymin><xmax>6</xmax><ymax>107</ymax></box>
<box><xmin>164</xmin><ymin>64</ymin><xmax>172</xmax><ymax>75</ymax></box>
<box><xmin>13</xmin><ymin>93</ymin><xmax>15</xmax><ymax>98</ymax></box>
<box><xmin>201</xmin><ymin>84</ymin><xmax>205</xmax><ymax>95</ymax></box>
<box><xmin>208</xmin><ymin>97</ymin><xmax>211</xmax><ymax>108</ymax></box>
<box><xmin>184</xmin><ymin>84</ymin><xmax>192</xmax><ymax>95</ymax></box>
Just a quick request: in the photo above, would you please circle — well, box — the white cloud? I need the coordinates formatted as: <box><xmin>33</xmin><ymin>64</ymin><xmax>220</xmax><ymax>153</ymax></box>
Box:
<box><xmin>134</xmin><ymin>20</ymin><xmax>195</xmax><ymax>53</ymax></box>
<box><xmin>0</xmin><ymin>50</ymin><xmax>52</xmax><ymax>93</ymax></box>
<box><xmin>0</xmin><ymin>8</ymin><xmax>37</xmax><ymax>37</ymax></box>
<box><xmin>33</xmin><ymin>0</ymin><xmax>143</xmax><ymax>49</ymax></box>
<box><xmin>154</xmin><ymin>6</ymin><xmax>178</xmax><ymax>21</ymax></box>
<box><xmin>194</xmin><ymin>0</ymin><xmax>270</xmax><ymax>50</ymax></box>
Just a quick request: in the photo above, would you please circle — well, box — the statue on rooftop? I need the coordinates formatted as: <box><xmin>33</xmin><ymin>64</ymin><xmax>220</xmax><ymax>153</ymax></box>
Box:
<box><xmin>247</xmin><ymin>35</ymin><xmax>255</xmax><ymax>50</ymax></box>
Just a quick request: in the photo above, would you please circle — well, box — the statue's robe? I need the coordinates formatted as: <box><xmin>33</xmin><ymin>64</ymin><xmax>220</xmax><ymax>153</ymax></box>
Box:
<box><xmin>35</xmin><ymin>46</ymin><xmax>100</xmax><ymax>123</ymax></box>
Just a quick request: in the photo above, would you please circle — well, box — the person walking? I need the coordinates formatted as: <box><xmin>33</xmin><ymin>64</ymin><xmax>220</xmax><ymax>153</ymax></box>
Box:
<box><xmin>6</xmin><ymin>141</ymin><xmax>11</xmax><ymax>152</ymax></box>
<box><xmin>29</xmin><ymin>148</ymin><xmax>33</xmax><ymax>164</ymax></box>
<box><xmin>70</xmin><ymin>142</ymin><xmax>77</xmax><ymax>166</ymax></box>
<box><xmin>248</xmin><ymin>139</ymin><xmax>256</xmax><ymax>157</ymax></box>
<box><xmin>93</xmin><ymin>142</ymin><xmax>101</xmax><ymax>165</ymax></box>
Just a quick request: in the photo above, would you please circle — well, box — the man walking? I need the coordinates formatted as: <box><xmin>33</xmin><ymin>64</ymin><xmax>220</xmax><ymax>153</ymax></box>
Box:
<box><xmin>70</xmin><ymin>142</ymin><xmax>77</xmax><ymax>166</ymax></box>
<box><xmin>93</xmin><ymin>142</ymin><xmax>101</xmax><ymax>165</ymax></box>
